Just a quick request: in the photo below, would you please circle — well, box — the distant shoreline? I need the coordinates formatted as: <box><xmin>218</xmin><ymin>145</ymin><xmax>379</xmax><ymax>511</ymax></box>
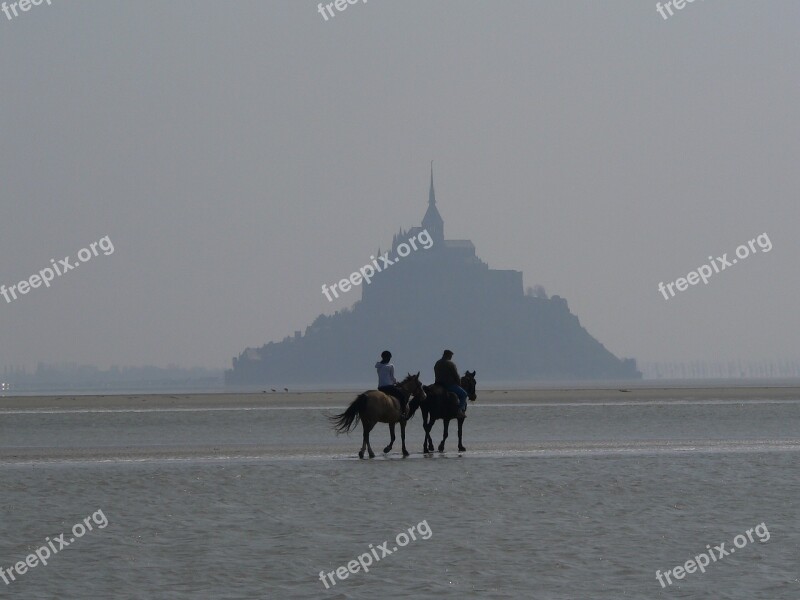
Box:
<box><xmin>1</xmin><ymin>386</ymin><xmax>799</xmax><ymax>411</ymax></box>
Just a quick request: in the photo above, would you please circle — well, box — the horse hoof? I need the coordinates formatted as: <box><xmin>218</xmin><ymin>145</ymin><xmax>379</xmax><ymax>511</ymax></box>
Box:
<box><xmin>438</xmin><ymin>446</ymin><xmax>445</xmax><ymax>453</ymax></box>
<box><xmin>383</xmin><ymin>446</ymin><xmax>391</xmax><ymax>454</ymax></box>
<box><xmin>369</xmin><ymin>452</ymin><xmax>375</xmax><ymax>459</ymax></box>
<box><xmin>402</xmin><ymin>450</ymin><xmax>410</xmax><ymax>457</ymax></box>
<box><xmin>358</xmin><ymin>451</ymin><xmax>364</xmax><ymax>459</ymax></box>
<box><xmin>458</xmin><ymin>446</ymin><xmax>466</xmax><ymax>452</ymax></box>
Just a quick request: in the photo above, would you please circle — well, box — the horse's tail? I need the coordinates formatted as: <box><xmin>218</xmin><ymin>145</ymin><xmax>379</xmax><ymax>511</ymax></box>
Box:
<box><xmin>329</xmin><ymin>393</ymin><xmax>368</xmax><ymax>433</ymax></box>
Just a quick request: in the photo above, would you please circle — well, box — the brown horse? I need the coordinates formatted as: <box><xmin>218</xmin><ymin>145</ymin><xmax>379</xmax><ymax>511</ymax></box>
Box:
<box><xmin>409</xmin><ymin>371</ymin><xmax>477</xmax><ymax>453</ymax></box>
<box><xmin>329</xmin><ymin>373</ymin><xmax>426</xmax><ymax>459</ymax></box>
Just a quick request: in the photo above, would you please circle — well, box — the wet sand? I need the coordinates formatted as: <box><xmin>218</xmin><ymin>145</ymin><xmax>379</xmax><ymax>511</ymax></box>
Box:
<box><xmin>1</xmin><ymin>385</ymin><xmax>799</xmax><ymax>411</ymax></box>
<box><xmin>3</xmin><ymin>388</ymin><xmax>799</xmax><ymax>598</ymax></box>
<box><xmin>3</xmin><ymin>386</ymin><xmax>799</xmax><ymax>464</ymax></box>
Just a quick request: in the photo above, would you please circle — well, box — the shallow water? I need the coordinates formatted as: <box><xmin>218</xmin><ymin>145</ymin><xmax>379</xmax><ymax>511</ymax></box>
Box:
<box><xmin>1</xmin><ymin>391</ymin><xmax>799</xmax><ymax>598</ymax></box>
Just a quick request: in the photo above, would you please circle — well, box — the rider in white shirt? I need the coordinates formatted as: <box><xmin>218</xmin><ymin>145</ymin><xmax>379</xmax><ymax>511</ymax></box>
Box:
<box><xmin>375</xmin><ymin>350</ymin><xmax>407</xmax><ymax>420</ymax></box>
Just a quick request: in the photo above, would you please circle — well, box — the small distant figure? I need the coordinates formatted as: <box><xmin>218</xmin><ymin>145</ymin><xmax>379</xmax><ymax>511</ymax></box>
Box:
<box><xmin>271</xmin><ymin>389</ymin><xmax>276</xmax><ymax>392</ymax></box>
<box><xmin>284</xmin><ymin>388</ymin><xmax>289</xmax><ymax>392</ymax></box>
<box><xmin>434</xmin><ymin>349</ymin><xmax>468</xmax><ymax>419</ymax></box>
<box><xmin>375</xmin><ymin>350</ymin><xmax>408</xmax><ymax>420</ymax></box>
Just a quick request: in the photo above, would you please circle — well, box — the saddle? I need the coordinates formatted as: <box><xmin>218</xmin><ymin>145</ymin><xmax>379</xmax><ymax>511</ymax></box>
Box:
<box><xmin>379</xmin><ymin>386</ymin><xmax>407</xmax><ymax>404</ymax></box>
<box><xmin>424</xmin><ymin>384</ymin><xmax>459</xmax><ymax>406</ymax></box>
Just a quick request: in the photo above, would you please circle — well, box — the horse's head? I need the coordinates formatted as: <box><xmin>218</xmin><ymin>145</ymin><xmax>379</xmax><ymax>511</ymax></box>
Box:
<box><xmin>400</xmin><ymin>372</ymin><xmax>426</xmax><ymax>402</ymax></box>
<box><xmin>461</xmin><ymin>370</ymin><xmax>477</xmax><ymax>401</ymax></box>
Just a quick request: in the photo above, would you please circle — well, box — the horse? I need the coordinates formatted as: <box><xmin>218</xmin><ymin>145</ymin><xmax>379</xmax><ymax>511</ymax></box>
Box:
<box><xmin>329</xmin><ymin>373</ymin><xmax>426</xmax><ymax>459</ymax></box>
<box><xmin>408</xmin><ymin>371</ymin><xmax>477</xmax><ymax>453</ymax></box>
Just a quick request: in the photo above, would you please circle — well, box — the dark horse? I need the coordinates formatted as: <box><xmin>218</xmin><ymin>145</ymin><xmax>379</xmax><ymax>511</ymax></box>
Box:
<box><xmin>409</xmin><ymin>371</ymin><xmax>477</xmax><ymax>453</ymax></box>
<box><xmin>329</xmin><ymin>373</ymin><xmax>426</xmax><ymax>459</ymax></box>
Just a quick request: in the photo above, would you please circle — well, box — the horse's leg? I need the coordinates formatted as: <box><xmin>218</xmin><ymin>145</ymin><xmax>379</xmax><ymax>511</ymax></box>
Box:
<box><xmin>457</xmin><ymin>417</ymin><xmax>466</xmax><ymax>452</ymax></box>
<box><xmin>420</xmin><ymin>409</ymin><xmax>429</xmax><ymax>453</ymax></box>
<box><xmin>400</xmin><ymin>419</ymin><xmax>409</xmax><ymax>457</ymax></box>
<box><xmin>423</xmin><ymin>412</ymin><xmax>433</xmax><ymax>452</ymax></box>
<box><xmin>383</xmin><ymin>422</ymin><xmax>396</xmax><ymax>454</ymax></box>
<box><xmin>438</xmin><ymin>418</ymin><xmax>450</xmax><ymax>452</ymax></box>
<box><xmin>359</xmin><ymin>421</ymin><xmax>368</xmax><ymax>459</ymax></box>
<box><xmin>427</xmin><ymin>409</ymin><xmax>439</xmax><ymax>453</ymax></box>
<box><xmin>364</xmin><ymin>422</ymin><xmax>376</xmax><ymax>458</ymax></box>
<box><xmin>424</xmin><ymin>415</ymin><xmax>436</xmax><ymax>453</ymax></box>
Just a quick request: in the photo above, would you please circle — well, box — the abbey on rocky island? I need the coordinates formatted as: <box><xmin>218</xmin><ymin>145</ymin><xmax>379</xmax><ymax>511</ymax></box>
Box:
<box><xmin>225</xmin><ymin>168</ymin><xmax>640</xmax><ymax>386</ymax></box>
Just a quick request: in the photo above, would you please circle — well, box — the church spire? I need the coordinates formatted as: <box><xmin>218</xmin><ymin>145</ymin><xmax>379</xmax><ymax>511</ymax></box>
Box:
<box><xmin>429</xmin><ymin>161</ymin><xmax>436</xmax><ymax>206</ymax></box>
<box><xmin>422</xmin><ymin>162</ymin><xmax>444</xmax><ymax>243</ymax></box>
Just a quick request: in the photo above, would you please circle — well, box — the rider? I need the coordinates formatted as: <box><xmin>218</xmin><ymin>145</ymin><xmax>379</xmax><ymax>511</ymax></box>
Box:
<box><xmin>434</xmin><ymin>349</ymin><xmax>467</xmax><ymax>419</ymax></box>
<box><xmin>375</xmin><ymin>350</ymin><xmax>408</xmax><ymax>420</ymax></box>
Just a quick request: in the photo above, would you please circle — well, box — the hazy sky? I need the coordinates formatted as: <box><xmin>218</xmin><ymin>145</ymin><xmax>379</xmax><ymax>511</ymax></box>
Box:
<box><xmin>1</xmin><ymin>0</ymin><xmax>798</xmax><ymax>371</ymax></box>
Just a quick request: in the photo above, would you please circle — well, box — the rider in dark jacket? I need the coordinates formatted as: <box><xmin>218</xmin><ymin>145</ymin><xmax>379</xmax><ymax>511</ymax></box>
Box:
<box><xmin>434</xmin><ymin>349</ymin><xmax>467</xmax><ymax>418</ymax></box>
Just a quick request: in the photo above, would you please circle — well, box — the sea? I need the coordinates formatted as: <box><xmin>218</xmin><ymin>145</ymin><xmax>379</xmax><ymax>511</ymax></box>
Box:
<box><xmin>1</xmin><ymin>386</ymin><xmax>799</xmax><ymax>599</ymax></box>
